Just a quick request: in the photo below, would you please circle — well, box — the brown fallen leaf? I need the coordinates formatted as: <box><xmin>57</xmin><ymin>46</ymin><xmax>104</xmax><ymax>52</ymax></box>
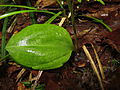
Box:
<box><xmin>104</xmin><ymin>29</ymin><xmax>120</xmax><ymax>52</ymax></box>
<box><xmin>106</xmin><ymin>29</ymin><xmax>120</xmax><ymax>45</ymax></box>
<box><xmin>35</xmin><ymin>0</ymin><xmax>56</xmax><ymax>8</ymax></box>
<box><xmin>31</xmin><ymin>70</ymin><xmax>38</xmax><ymax>76</ymax></box>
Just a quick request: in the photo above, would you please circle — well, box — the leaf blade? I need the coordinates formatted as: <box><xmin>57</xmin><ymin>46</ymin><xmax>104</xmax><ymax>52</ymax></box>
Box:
<box><xmin>6</xmin><ymin>24</ymin><xmax>74</xmax><ymax>70</ymax></box>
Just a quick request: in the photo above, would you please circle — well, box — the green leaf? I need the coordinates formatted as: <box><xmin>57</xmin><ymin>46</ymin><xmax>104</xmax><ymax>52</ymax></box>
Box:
<box><xmin>0</xmin><ymin>5</ymin><xmax>37</xmax><ymax>10</ymax></box>
<box><xmin>79</xmin><ymin>15</ymin><xmax>112</xmax><ymax>32</ymax></box>
<box><xmin>96</xmin><ymin>0</ymin><xmax>105</xmax><ymax>5</ymax></box>
<box><xmin>36</xmin><ymin>84</ymin><xmax>45</xmax><ymax>90</ymax></box>
<box><xmin>77</xmin><ymin>0</ymin><xmax>82</xmax><ymax>3</ymax></box>
<box><xmin>45</xmin><ymin>11</ymin><xmax>62</xmax><ymax>24</ymax></box>
<box><xmin>0</xmin><ymin>10</ymin><xmax>55</xmax><ymax>20</ymax></box>
<box><xmin>21</xmin><ymin>81</ymin><xmax>32</xmax><ymax>88</ymax></box>
<box><xmin>6</xmin><ymin>24</ymin><xmax>74</xmax><ymax>70</ymax></box>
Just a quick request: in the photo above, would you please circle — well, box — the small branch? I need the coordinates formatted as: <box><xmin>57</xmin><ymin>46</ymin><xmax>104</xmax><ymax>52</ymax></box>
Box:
<box><xmin>32</xmin><ymin>71</ymin><xmax>43</xmax><ymax>90</ymax></box>
<box><xmin>16</xmin><ymin>68</ymin><xmax>26</xmax><ymax>82</ymax></box>
<box><xmin>91</xmin><ymin>44</ymin><xmax>105</xmax><ymax>80</ymax></box>
<box><xmin>59</xmin><ymin>12</ymin><xmax>71</xmax><ymax>27</ymax></box>
<box><xmin>82</xmin><ymin>45</ymin><xmax>104</xmax><ymax>90</ymax></box>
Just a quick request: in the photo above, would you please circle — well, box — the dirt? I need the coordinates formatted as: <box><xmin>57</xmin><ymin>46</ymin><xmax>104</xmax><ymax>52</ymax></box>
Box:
<box><xmin>0</xmin><ymin>0</ymin><xmax>120</xmax><ymax>90</ymax></box>
<box><xmin>0</xmin><ymin>64</ymin><xmax>17</xmax><ymax>90</ymax></box>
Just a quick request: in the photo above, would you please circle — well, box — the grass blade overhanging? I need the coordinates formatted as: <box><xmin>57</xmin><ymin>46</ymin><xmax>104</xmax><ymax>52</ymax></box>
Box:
<box><xmin>0</xmin><ymin>10</ymin><xmax>56</xmax><ymax>20</ymax></box>
<box><xmin>0</xmin><ymin>5</ymin><xmax>36</xmax><ymax>9</ymax></box>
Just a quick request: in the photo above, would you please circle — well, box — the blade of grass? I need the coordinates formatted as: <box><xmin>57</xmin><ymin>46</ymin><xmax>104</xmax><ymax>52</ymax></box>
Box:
<box><xmin>95</xmin><ymin>0</ymin><xmax>105</xmax><ymax>5</ymax></box>
<box><xmin>79</xmin><ymin>15</ymin><xmax>112</xmax><ymax>32</ymax></box>
<box><xmin>77</xmin><ymin>0</ymin><xmax>82</xmax><ymax>3</ymax></box>
<box><xmin>56</xmin><ymin>0</ymin><xmax>66</xmax><ymax>17</ymax></box>
<box><xmin>1</xmin><ymin>17</ymin><xmax>9</xmax><ymax>59</ymax></box>
<box><xmin>56</xmin><ymin>0</ymin><xmax>64</xmax><ymax>10</ymax></box>
<box><xmin>0</xmin><ymin>5</ymin><xmax>37</xmax><ymax>9</ymax></box>
<box><xmin>0</xmin><ymin>10</ymin><xmax>56</xmax><ymax>20</ymax></box>
<box><xmin>82</xmin><ymin>45</ymin><xmax>104</xmax><ymax>90</ymax></box>
<box><xmin>45</xmin><ymin>11</ymin><xmax>62</xmax><ymax>24</ymax></box>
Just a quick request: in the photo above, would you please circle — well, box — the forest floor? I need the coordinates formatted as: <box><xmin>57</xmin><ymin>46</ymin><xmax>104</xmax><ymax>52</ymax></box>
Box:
<box><xmin>0</xmin><ymin>0</ymin><xmax>120</xmax><ymax>90</ymax></box>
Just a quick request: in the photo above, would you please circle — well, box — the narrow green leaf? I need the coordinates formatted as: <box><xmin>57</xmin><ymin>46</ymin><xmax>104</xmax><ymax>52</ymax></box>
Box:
<box><xmin>0</xmin><ymin>5</ymin><xmax>37</xmax><ymax>9</ymax></box>
<box><xmin>56</xmin><ymin>0</ymin><xmax>64</xmax><ymax>9</ymax></box>
<box><xmin>45</xmin><ymin>11</ymin><xmax>62</xmax><ymax>24</ymax></box>
<box><xmin>77</xmin><ymin>0</ymin><xmax>82</xmax><ymax>3</ymax></box>
<box><xmin>96</xmin><ymin>0</ymin><xmax>105</xmax><ymax>5</ymax></box>
<box><xmin>0</xmin><ymin>10</ymin><xmax>55</xmax><ymax>20</ymax></box>
<box><xmin>1</xmin><ymin>17</ymin><xmax>8</xmax><ymax>58</ymax></box>
<box><xmin>79</xmin><ymin>15</ymin><xmax>112</xmax><ymax>32</ymax></box>
<box><xmin>6</xmin><ymin>24</ymin><xmax>74</xmax><ymax>70</ymax></box>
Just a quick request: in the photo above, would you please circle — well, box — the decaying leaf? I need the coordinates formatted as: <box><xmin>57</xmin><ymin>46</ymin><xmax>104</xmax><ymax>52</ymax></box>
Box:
<box><xmin>35</xmin><ymin>0</ymin><xmax>56</xmax><ymax>8</ymax></box>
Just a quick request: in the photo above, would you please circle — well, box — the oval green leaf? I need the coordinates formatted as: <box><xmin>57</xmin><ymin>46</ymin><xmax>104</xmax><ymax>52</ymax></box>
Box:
<box><xmin>6</xmin><ymin>24</ymin><xmax>74</xmax><ymax>70</ymax></box>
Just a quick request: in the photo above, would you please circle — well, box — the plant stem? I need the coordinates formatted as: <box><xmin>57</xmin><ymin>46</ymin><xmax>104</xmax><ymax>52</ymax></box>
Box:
<box><xmin>26</xmin><ymin>0</ymin><xmax>36</xmax><ymax>24</ymax></box>
<box><xmin>56</xmin><ymin>0</ymin><xmax>66</xmax><ymax>17</ymax></box>
<box><xmin>67</xmin><ymin>0</ymin><xmax>78</xmax><ymax>52</ymax></box>
<box><xmin>1</xmin><ymin>17</ymin><xmax>8</xmax><ymax>58</ymax></box>
<box><xmin>0</xmin><ymin>54</ymin><xmax>9</xmax><ymax>61</ymax></box>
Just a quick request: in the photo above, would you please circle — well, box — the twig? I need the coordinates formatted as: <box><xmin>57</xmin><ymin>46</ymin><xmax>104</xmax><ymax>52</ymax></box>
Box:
<box><xmin>58</xmin><ymin>12</ymin><xmax>71</xmax><ymax>27</ymax></box>
<box><xmin>32</xmin><ymin>71</ymin><xmax>43</xmax><ymax>90</ymax></box>
<box><xmin>91</xmin><ymin>44</ymin><xmax>105</xmax><ymax>79</ymax></box>
<box><xmin>7</xmin><ymin>17</ymin><xmax>17</xmax><ymax>33</ymax></box>
<box><xmin>82</xmin><ymin>45</ymin><xmax>104</xmax><ymax>90</ymax></box>
<box><xmin>16</xmin><ymin>68</ymin><xmax>26</xmax><ymax>82</ymax></box>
